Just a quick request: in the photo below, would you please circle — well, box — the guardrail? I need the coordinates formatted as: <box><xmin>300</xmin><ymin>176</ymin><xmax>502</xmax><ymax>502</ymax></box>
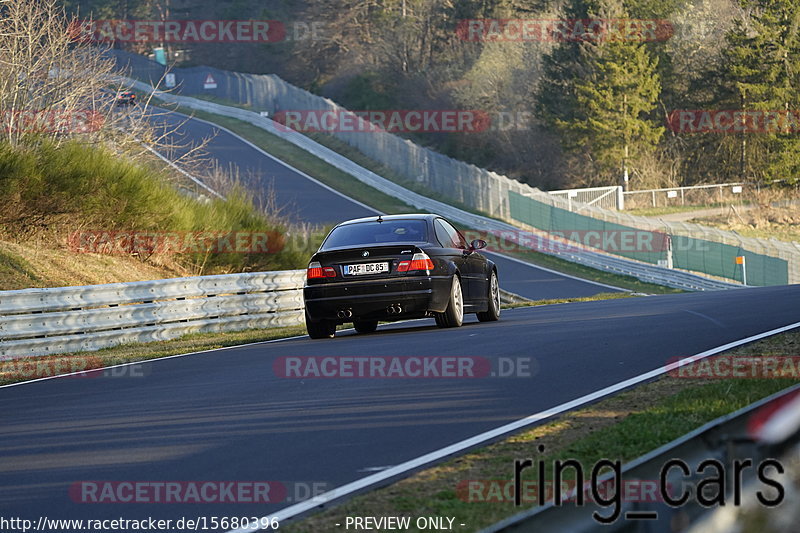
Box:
<box><xmin>0</xmin><ymin>270</ymin><xmax>305</xmax><ymax>360</ymax></box>
<box><xmin>126</xmin><ymin>77</ymin><xmax>740</xmax><ymax>292</ymax></box>
<box><xmin>111</xmin><ymin>49</ymin><xmax>800</xmax><ymax>287</ymax></box>
<box><xmin>481</xmin><ymin>381</ymin><xmax>800</xmax><ymax>533</ymax></box>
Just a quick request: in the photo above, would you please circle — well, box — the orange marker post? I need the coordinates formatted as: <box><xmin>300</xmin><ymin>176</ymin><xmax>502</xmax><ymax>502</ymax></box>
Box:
<box><xmin>735</xmin><ymin>255</ymin><xmax>747</xmax><ymax>285</ymax></box>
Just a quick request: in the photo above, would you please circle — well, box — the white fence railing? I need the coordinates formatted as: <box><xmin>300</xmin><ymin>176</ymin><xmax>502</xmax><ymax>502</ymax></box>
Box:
<box><xmin>623</xmin><ymin>182</ymin><xmax>746</xmax><ymax>208</ymax></box>
<box><xmin>547</xmin><ymin>185</ymin><xmax>623</xmax><ymax>210</ymax></box>
<box><xmin>0</xmin><ymin>270</ymin><xmax>305</xmax><ymax>360</ymax></box>
<box><xmin>545</xmin><ymin>182</ymin><xmax>748</xmax><ymax>211</ymax></box>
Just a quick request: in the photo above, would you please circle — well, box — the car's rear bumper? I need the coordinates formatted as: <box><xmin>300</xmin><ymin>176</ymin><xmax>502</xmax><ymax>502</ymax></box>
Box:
<box><xmin>304</xmin><ymin>275</ymin><xmax>451</xmax><ymax>321</ymax></box>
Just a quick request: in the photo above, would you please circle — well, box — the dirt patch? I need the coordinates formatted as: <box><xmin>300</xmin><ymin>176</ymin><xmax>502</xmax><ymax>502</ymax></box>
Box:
<box><xmin>697</xmin><ymin>205</ymin><xmax>800</xmax><ymax>243</ymax></box>
<box><xmin>0</xmin><ymin>238</ymin><xmax>188</xmax><ymax>290</ymax></box>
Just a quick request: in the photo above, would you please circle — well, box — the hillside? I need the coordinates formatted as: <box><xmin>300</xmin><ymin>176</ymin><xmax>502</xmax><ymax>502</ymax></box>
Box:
<box><xmin>60</xmin><ymin>0</ymin><xmax>800</xmax><ymax>194</ymax></box>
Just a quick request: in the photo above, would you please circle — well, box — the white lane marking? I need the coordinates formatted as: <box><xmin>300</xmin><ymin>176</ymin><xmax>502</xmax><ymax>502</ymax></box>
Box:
<box><xmin>161</xmin><ymin>110</ymin><xmax>382</xmax><ymax>215</ymax></box>
<box><xmin>357</xmin><ymin>466</ymin><xmax>394</xmax><ymax>473</ymax></box>
<box><xmin>484</xmin><ymin>251</ymin><xmax>627</xmax><ymax>292</ymax></box>
<box><xmin>140</xmin><ymin>141</ymin><xmax>225</xmax><ymax>199</ymax></box>
<box><xmin>228</xmin><ymin>319</ymin><xmax>800</xmax><ymax>532</ymax></box>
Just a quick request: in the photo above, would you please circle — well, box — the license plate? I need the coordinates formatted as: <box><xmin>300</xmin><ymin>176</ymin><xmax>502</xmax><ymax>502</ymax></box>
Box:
<box><xmin>343</xmin><ymin>262</ymin><xmax>389</xmax><ymax>276</ymax></box>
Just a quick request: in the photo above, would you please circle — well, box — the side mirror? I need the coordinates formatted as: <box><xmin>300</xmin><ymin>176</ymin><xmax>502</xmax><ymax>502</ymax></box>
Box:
<box><xmin>470</xmin><ymin>239</ymin><xmax>487</xmax><ymax>251</ymax></box>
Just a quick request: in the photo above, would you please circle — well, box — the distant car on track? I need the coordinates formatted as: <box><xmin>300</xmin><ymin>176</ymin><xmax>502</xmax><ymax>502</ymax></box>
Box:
<box><xmin>303</xmin><ymin>214</ymin><xmax>500</xmax><ymax>338</ymax></box>
<box><xmin>115</xmin><ymin>91</ymin><xmax>136</xmax><ymax>106</ymax></box>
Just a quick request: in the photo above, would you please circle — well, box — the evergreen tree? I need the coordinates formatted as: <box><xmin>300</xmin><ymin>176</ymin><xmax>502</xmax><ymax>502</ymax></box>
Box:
<box><xmin>536</xmin><ymin>0</ymin><xmax>663</xmax><ymax>186</ymax></box>
<box><xmin>717</xmin><ymin>0</ymin><xmax>800</xmax><ymax>184</ymax></box>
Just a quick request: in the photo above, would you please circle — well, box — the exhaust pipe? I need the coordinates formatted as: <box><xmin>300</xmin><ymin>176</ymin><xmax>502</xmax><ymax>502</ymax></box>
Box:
<box><xmin>337</xmin><ymin>309</ymin><xmax>353</xmax><ymax>319</ymax></box>
<box><xmin>386</xmin><ymin>304</ymin><xmax>403</xmax><ymax>315</ymax></box>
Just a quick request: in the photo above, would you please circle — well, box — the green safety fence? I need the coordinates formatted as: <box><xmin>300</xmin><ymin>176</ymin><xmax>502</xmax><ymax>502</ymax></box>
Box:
<box><xmin>509</xmin><ymin>191</ymin><xmax>788</xmax><ymax>286</ymax></box>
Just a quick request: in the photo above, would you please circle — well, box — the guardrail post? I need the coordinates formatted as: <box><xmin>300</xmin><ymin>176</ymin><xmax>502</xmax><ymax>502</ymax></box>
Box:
<box><xmin>666</xmin><ymin>235</ymin><xmax>673</xmax><ymax>269</ymax></box>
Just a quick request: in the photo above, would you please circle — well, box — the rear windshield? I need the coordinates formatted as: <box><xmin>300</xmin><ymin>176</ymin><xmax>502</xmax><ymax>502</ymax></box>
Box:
<box><xmin>321</xmin><ymin>220</ymin><xmax>428</xmax><ymax>250</ymax></box>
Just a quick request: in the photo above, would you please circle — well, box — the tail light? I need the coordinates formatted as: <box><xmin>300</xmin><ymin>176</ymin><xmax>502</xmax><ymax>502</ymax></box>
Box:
<box><xmin>397</xmin><ymin>252</ymin><xmax>434</xmax><ymax>272</ymax></box>
<box><xmin>307</xmin><ymin>261</ymin><xmax>336</xmax><ymax>279</ymax></box>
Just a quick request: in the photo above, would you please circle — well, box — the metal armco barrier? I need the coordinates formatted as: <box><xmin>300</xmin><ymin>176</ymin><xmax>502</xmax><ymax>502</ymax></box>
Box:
<box><xmin>124</xmin><ymin>75</ymin><xmax>740</xmax><ymax>292</ymax></box>
<box><xmin>0</xmin><ymin>270</ymin><xmax>305</xmax><ymax>359</ymax></box>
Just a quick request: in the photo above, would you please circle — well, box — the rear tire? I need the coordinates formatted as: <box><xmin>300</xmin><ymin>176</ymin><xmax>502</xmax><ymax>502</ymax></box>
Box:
<box><xmin>477</xmin><ymin>271</ymin><xmax>500</xmax><ymax>322</ymax></box>
<box><xmin>305</xmin><ymin>310</ymin><xmax>336</xmax><ymax>339</ymax></box>
<box><xmin>353</xmin><ymin>320</ymin><xmax>379</xmax><ymax>334</ymax></box>
<box><xmin>435</xmin><ymin>275</ymin><xmax>464</xmax><ymax>328</ymax></box>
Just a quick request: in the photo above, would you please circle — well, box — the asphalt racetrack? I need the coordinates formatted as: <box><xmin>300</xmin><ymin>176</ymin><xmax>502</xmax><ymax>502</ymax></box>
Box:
<box><xmin>1</xmin><ymin>285</ymin><xmax>798</xmax><ymax>530</ymax></box>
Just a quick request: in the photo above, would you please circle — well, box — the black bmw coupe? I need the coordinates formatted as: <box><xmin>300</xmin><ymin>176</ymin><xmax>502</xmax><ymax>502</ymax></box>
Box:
<box><xmin>303</xmin><ymin>214</ymin><xmax>500</xmax><ymax>339</ymax></box>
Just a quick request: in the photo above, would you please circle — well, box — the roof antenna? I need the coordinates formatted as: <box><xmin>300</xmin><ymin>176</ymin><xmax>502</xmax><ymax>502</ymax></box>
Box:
<box><xmin>377</xmin><ymin>215</ymin><xmax>383</xmax><ymax>223</ymax></box>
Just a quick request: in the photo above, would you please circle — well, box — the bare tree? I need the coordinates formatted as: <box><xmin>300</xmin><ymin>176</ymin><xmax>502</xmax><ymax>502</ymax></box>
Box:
<box><xmin>0</xmin><ymin>0</ymin><xmax>115</xmax><ymax>144</ymax></box>
<box><xmin>0</xmin><ymin>0</ymin><xmax>212</xmax><ymax>172</ymax></box>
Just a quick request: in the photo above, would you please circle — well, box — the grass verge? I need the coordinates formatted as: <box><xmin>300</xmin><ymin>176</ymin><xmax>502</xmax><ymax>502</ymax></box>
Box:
<box><xmin>695</xmin><ymin>205</ymin><xmax>800</xmax><ymax>244</ymax></box>
<box><xmin>0</xmin><ymin>139</ymin><xmax>322</xmax><ymax>289</ymax></box>
<box><xmin>283</xmin><ymin>327</ymin><xmax>800</xmax><ymax>533</ymax></box>
<box><xmin>502</xmin><ymin>292</ymin><xmax>636</xmax><ymax>309</ymax></box>
<box><xmin>625</xmin><ymin>204</ymin><xmax>731</xmax><ymax>217</ymax></box>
